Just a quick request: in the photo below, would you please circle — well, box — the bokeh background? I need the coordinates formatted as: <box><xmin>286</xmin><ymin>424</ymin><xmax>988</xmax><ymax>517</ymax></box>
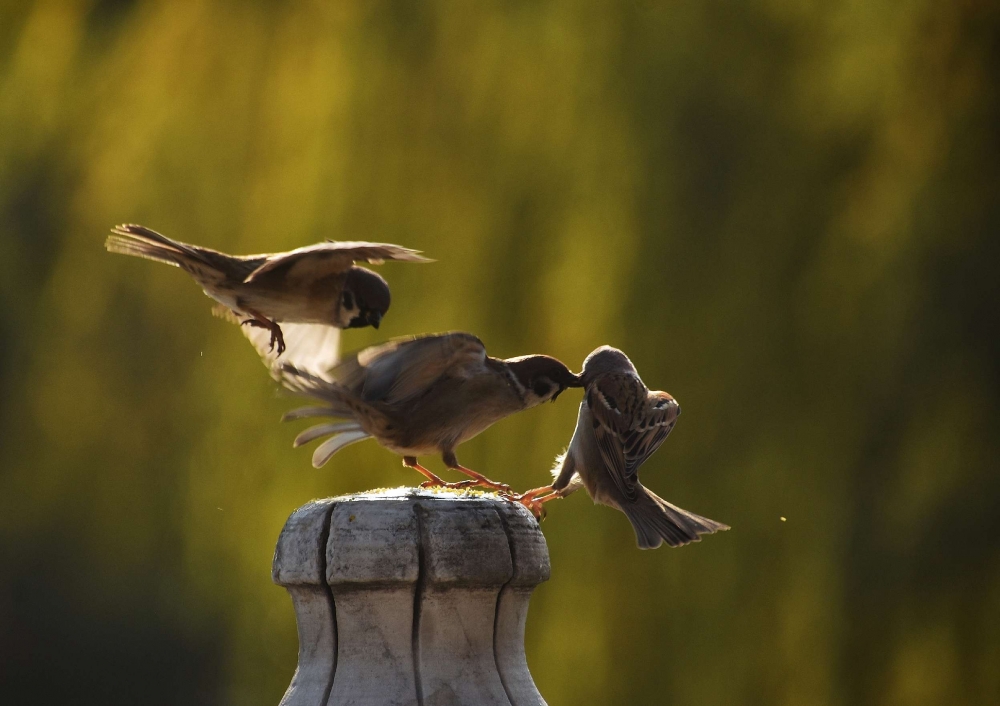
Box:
<box><xmin>2</xmin><ymin>1</ymin><xmax>999</xmax><ymax>704</ymax></box>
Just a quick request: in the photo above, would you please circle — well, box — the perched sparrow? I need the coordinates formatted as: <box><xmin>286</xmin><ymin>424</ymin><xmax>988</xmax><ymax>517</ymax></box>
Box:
<box><xmin>280</xmin><ymin>332</ymin><xmax>581</xmax><ymax>491</ymax></box>
<box><xmin>105</xmin><ymin>224</ymin><xmax>430</xmax><ymax>354</ymax></box>
<box><xmin>516</xmin><ymin>346</ymin><xmax>728</xmax><ymax>548</ymax></box>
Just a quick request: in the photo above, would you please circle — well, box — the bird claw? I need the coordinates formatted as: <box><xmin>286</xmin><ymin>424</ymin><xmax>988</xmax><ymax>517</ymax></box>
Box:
<box><xmin>527</xmin><ymin>500</ymin><xmax>547</xmax><ymax>521</ymax></box>
<box><xmin>241</xmin><ymin>317</ymin><xmax>286</xmax><ymax>356</ymax></box>
<box><xmin>500</xmin><ymin>487</ymin><xmax>555</xmax><ymax>521</ymax></box>
<box><xmin>505</xmin><ymin>493</ymin><xmax>547</xmax><ymax>521</ymax></box>
<box><xmin>269</xmin><ymin>327</ymin><xmax>286</xmax><ymax>355</ymax></box>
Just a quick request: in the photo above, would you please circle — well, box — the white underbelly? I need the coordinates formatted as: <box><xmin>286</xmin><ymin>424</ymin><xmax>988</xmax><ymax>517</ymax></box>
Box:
<box><xmin>203</xmin><ymin>286</ymin><xmax>242</xmax><ymax>312</ymax></box>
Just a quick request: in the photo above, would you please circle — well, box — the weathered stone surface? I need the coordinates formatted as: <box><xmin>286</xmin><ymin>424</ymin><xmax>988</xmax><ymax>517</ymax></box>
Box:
<box><xmin>418</xmin><ymin>503</ymin><xmax>513</xmax><ymax>705</ymax></box>
<box><xmin>327</xmin><ymin>500</ymin><xmax>421</xmax><ymax>585</ymax></box>
<box><xmin>272</xmin><ymin>499</ymin><xmax>337</xmax><ymax>706</ymax></box>
<box><xmin>327</xmin><ymin>500</ymin><xmax>421</xmax><ymax>706</ymax></box>
<box><xmin>272</xmin><ymin>489</ymin><xmax>551</xmax><ymax>706</ymax></box>
<box><xmin>495</xmin><ymin>502</ymin><xmax>550</xmax><ymax>706</ymax></box>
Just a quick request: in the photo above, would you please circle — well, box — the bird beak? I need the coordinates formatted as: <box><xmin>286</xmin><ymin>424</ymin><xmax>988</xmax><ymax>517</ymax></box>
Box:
<box><xmin>368</xmin><ymin>311</ymin><xmax>382</xmax><ymax>329</ymax></box>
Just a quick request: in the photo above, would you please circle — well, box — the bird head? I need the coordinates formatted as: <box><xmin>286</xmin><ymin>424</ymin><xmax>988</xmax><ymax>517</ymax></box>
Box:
<box><xmin>342</xmin><ymin>267</ymin><xmax>391</xmax><ymax>329</ymax></box>
<box><xmin>504</xmin><ymin>355</ymin><xmax>582</xmax><ymax>407</ymax></box>
<box><xmin>580</xmin><ymin>345</ymin><xmax>637</xmax><ymax>385</ymax></box>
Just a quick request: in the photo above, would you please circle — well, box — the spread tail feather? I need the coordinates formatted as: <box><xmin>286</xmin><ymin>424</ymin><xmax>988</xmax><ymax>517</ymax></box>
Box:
<box><xmin>293</xmin><ymin>421</ymin><xmax>363</xmax><ymax>448</ymax></box>
<box><xmin>279</xmin><ymin>365</ymin><xmax>358</xmax><ymax>419</ymax></box>
<box><xmin>282</xmin><ymin>406</ymin><xmax>346</xmax><ymax>422</ymax></box>
<box><xmin>312</xmin><ymin>430</ymin><xmax>370</xmax><ymax>467</ymax></box>
<box><xmin>105</xmin><ymin>234</ymin><xmax>185</xmax><ymax>267</ymax></box>
<box><xmin>105</xmin><ymin>224</ymin><xmax>214</xmax><ymax>273</ymax></box>
<box><xmin>281</xmin><ymin>364</ymin><xmax>383</xmax><ymax>467</ymax></box>
<box><xmin>621</xmin><ymin>486</ymin><xmax>729</xmax><ymax>549</ymax></box>
<box><xmin>106</xmin><ymin>224</ymin><xmax>188</xmax><ymax>264</ymax></box>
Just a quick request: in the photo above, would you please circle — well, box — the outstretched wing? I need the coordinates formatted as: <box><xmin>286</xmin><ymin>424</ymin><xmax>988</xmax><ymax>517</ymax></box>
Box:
<box><xmin>213</xmin><ymin>306</ymin><xmax>341</xmax><ymax>381</ymax></box>
<box><xmin>334</xmin><ymin>332</ymin><xmax>486</xmax><ymax>405</ymax></box>
<box><xmin>243</xmin><ymin>241</ymin><xmax>431</xmax><ymax>284</ymax></box>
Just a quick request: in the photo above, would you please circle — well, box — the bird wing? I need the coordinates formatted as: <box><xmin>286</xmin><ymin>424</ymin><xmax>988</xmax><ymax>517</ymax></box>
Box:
<box><xmin>334</xmin><ymin>332</ymin><xmax>486</xmax><ymax>405</ymax></box>
<box><xmin>212</xmin><ymin>306</ymin><xmax>341</xmax><ymax>380</ymax></box>
<box><xmin>586</xmin><ymin>374</ymin><xmax>649</xmax><ymax>502</ymax></box>
<box><xmin>242</xmin><ymin>241</ymin><xmax>431</xmax><ymax>284</ymax></box>
<box><xmin>620</xmin><ymin>391</ymin><xmax>678</xmax><ymax>478</ymax></box>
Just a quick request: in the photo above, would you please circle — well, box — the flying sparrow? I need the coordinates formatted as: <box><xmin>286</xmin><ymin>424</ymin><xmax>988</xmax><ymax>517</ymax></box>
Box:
<box><xmin>516</xmin><ymin>346</ymin><xmax>728</xmax><ymax>548</ymax></box>
<box><xmin>280</xmin><ymin>332</ymin><xmax>581</xmax><ymax>491</ymax></box>
<box><xmin>105</xmin><ymin>224</ymin><xmax>430</xmax><ymax>354</ymax></box>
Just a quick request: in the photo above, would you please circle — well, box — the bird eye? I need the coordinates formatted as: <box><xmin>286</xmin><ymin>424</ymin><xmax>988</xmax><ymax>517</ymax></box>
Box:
<box><xmin>533</xmin><ymin>380</ymin><xmax>552</xmax><ymax>397</ymax></box>
<box><xmin>342</xmin><ymin>291</ymin><xmax>355</xmax><ymax>309</ymax></box>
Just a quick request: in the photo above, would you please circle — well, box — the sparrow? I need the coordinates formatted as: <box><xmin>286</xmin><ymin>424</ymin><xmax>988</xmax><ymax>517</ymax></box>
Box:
<box><xmin>515</xmin><ymin>346</ymin><xmax>728</xmax><ymax>548</ymax></box>
<box><xmin>280</xmin><ymin>332</ymin><xmax>581</xmax><ymax>491</ymax></box>
<box><xmin>105</xmin><ymin>224</ymin><xmax>430</xmax><ymax>354</ymax></box>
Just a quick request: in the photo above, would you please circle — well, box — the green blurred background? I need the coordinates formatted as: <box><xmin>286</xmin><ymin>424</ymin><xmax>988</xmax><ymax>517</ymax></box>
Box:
<box><xmin>2</xmin><ymin>0</ymin><xmax>998</xmax><ymax>704</ymax></box>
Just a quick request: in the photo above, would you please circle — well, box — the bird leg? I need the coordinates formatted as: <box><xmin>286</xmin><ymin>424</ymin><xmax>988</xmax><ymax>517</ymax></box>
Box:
<box><xmin>516</xmin><ymin>485</ymin><xmax>554</xmax><ymax>502</ymax></box>
<box><xmin>403</xmin><ymin>457</ymin><xmax>448</xmax><ymax>488</ymax></box>
<box><xmin>441</xmin><ymin>452</ymin><xmax>512</xmax><ymax>494</ymax></box>
<box><xmin>241</xmin><ymin>310</ymin><xmax>286</xmax><ymax>355</ymax></box>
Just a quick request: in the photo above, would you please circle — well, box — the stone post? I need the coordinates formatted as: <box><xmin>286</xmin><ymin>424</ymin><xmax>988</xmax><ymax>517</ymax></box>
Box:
<box><xmin>272</xmin><ymin>489</ymin><xmax>551</xmax><ymax>706</ymax></box>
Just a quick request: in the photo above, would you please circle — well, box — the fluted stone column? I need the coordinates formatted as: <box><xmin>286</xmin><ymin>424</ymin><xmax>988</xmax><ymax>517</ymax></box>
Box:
<box><xmin>272</xmin><ymin>489</ymin><xmax>550</xmax><ymax>706</ymax></box>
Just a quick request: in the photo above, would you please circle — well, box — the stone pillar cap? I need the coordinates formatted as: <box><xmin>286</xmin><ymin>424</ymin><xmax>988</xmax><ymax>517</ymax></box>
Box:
<box><xmin>273</xmin><ymin>488</ymin><xmax>551</xmax><ymax>706</ymax></box>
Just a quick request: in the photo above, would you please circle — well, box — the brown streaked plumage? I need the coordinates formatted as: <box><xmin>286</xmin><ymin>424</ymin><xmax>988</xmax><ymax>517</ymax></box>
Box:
<box><xmin>516</xmin><ymin>346</ymin><xmax>729</xmax><ymax>548</ymax></box>
<box><xmin>280</xmin><ymin>332</ymin><xmax>581</xmax><ymax>491</ymax></box>
<box><xmin>105</xmin><ymin>224</ymin><xmax>430</xmax><ymax>354</ymax></box>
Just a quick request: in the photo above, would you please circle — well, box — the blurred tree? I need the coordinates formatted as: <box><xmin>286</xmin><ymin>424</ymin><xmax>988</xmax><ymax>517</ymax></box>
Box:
<box><xmin>1</xmin><ymin>1</ymin><xmax>998</xmax><ymax>704</ymax></box>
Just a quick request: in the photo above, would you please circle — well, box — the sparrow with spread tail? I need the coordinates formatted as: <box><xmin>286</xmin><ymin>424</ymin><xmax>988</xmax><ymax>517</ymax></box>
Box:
<box><xmin>515</xmin><ymin>346</ymin><xmax>728</xmax><ymax>548</ymax></box>
<box><xmin>105</xmin><ymin>224</ymin><xmax>430</xmax><ymax>354</ymax></box>
<box><xmin>280</xmin><ymin>332</ymin><xmax>581</xmax><ymax>491</ymax></box>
